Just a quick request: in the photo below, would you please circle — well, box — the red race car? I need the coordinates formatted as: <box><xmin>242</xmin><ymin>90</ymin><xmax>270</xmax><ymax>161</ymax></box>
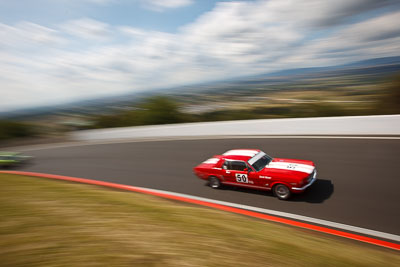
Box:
<box><xmin>193</xmin><ymin>149</ymin><xmax>317</xmax><ymax>200</ymax></box>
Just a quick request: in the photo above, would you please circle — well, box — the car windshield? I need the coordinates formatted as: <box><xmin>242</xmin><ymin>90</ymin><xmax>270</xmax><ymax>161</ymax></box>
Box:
<box><xmin>250</xmin><ymin>153</ymin><xmax>273</xmax><ymax>172</ymax></box>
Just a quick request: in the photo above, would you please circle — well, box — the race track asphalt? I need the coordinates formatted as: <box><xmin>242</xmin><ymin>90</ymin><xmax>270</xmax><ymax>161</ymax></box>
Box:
<box><xmin>16</xmin><ymin>137</ymin><xmax>400</xmax><ymax>236</ymax></box>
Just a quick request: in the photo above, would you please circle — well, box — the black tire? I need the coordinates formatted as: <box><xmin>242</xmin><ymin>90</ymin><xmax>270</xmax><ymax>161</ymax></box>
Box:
<box><xmin>273</xmin><ymin>184</ymin><xmax>291</xmax><ymax>200</ymax></box>
<box><xmin>209</xmin><ymin>176</ymin><xmax>221</xmax><ymax>189</ymax></box>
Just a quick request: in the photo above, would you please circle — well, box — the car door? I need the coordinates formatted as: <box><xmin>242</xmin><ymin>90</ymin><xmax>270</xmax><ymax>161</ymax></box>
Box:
<box><xmin>252</xmin><ymin>169</ymin><xmax>273</xmax><ymax>188</ymax></box>
<box><xmin>222</xmin><ymin>160</ymin><xmax>255</xmax><ymax>185</ymax></box>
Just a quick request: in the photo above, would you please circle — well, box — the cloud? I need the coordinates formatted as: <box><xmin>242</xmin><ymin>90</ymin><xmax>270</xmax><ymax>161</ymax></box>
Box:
<box><xmin>251</xmin><ymin>0</ymin><xmax>400</xmax><ymax>28</ymax></box>
<box><xmin>342</xmin><ymin>11</ymin><xmax>400</xmax><ymax>42</ymax></box>
<box><xmin>0</xmin><ymin>21</ymin><xmax>65</xmax><ymax>48</ymax></box>
<box><xmin>140</xmin><ymin>0</ymin><xmax>194</xmax><ymax>12</ymax></box>
<box><xmin>54</xmin><ymin>0</ymin><xmax>116</xmax><ymax>5</ymax></box>
<box><xmin>1</xmin><ymin>0</ymin><xmax>400</xmax><ymax>112</ymax></box>
<box><xmin>288</xmin><ymin>10</ymin><xmax>400</xmax><ymax>65</ymax></box>
<box><xmin>60</xmin><ymin>18</ymin><xmax>111</xmax><ymax>41</ymax></box>
<box><xmin>178</xmin><ymin>0</ymin><xmax>400</xmax><ymax>70</ymax></box>
<box><xmin>85</xmin><ymin>0</ymin><xmax>115</xmax><ymax>4</ymax></box>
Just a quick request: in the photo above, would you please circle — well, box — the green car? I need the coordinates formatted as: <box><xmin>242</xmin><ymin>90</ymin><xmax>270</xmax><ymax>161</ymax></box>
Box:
<box><xmin>0</xmin><ymin>152</ymin><xmax>32</xmax><ymax>168</ymax></box>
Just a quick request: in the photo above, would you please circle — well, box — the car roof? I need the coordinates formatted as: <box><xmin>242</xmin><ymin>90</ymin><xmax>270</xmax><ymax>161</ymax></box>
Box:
<box><xmin>222</xmin><ymin>149</ymin><xmax>260</xmax><ymax>161</ymax></box>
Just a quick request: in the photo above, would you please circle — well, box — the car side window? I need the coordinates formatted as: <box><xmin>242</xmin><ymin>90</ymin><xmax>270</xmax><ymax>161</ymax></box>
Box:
<box><xmin>222</xmin><ymin>161</ymin><xmax>230</xmax><ymax>170</ymax></box>
<box><xmin>230</xmin><ymin>161</ymin><xmax>247</xmax><ymax>171</ymax></box>
<box><xmin>223</xmin><ymin>161</ymin><xmax>247</xmax><ymax>171</ymax></box>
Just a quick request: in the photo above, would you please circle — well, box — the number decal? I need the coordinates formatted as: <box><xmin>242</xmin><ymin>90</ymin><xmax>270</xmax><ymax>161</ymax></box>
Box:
<box><xmin>287</xmin><ymin>164</ymin><xmax>297</xmax><ymax>169</ymax></box>
<box><xmin>235</xmin><ymin>173</ymin><xmax>248</xmax><ymax>183</ymax></box>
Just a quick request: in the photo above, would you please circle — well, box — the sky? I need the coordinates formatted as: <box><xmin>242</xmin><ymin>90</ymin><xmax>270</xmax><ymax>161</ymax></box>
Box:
<box><xmin>1</xmin><ymin>0</ymin><xmax>400</xmax><ymax>112</ymax></box>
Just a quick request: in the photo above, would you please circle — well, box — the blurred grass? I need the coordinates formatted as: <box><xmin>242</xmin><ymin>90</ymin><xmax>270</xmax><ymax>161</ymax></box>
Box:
<box><xmin>0</xmin><ymin>173</ymin><xmax>399</xmax><ymax>266</ymax></box>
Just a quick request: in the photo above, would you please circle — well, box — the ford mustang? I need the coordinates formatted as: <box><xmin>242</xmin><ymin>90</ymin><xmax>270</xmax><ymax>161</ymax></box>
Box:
<box><xmin>193</xmin><ymin>149</ymin><xmax>316</xmax><ymax>200</ymax></box>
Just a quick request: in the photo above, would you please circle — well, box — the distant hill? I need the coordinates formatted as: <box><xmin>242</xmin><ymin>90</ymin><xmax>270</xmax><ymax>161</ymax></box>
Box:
<box><xmin>247</xmin><ymin>56</ymin><xmax>400</xmax><ymax>79</ymax></box>
<box><xmin>1</xmin><ymin>56</ymin><xmax>400</xmax><ymax>119</ymax></box>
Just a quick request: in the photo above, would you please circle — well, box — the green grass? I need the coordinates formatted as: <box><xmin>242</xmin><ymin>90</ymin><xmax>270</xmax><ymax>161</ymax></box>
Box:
<box><xmin>0</xmin><ymin>173</ymin><xmax>398</xmax><ymax>266</ymax></box>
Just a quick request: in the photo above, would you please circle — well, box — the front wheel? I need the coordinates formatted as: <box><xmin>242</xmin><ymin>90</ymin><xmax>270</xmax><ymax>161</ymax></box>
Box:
<box><xmin>208</xmin><ymin>177</ymin><xmax>221</xmax><ymax>189</ymax></box>
<box><xmin>273</xmin><ymin>184</ymin><xmax>291</xmax><ymax>200</ymax></box>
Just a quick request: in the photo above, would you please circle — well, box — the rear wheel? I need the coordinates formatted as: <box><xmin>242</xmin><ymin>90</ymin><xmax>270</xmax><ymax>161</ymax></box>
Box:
<box><xmin>273</xmin><ymin>184</ymin><xmax>291</xmax><ymax>200</ymax></box>
<box><xmin>209</xmin><ymin>177</ymin><xmax>221</xmax><ymax>189</ymax></box>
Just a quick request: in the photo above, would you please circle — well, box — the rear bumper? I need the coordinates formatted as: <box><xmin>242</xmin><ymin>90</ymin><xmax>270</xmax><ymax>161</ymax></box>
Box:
<box><xmin>292</xmin><ymin>170</ymin><xmax>317</xmax><ymax>191</ymax></box>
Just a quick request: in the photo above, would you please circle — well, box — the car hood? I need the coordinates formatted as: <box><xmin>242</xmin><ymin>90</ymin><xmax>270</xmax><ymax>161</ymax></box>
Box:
<box><xmin>259</xmin><ymin>158</ymin><xmax>315</xmax><ymax>180</ymax></box>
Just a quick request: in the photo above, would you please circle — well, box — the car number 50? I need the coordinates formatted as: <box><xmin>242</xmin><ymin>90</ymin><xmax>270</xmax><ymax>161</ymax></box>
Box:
<box><xmin>235</xmin><ymin>173</ymin><xmax>248</xmax><ymax>183</ymax></box>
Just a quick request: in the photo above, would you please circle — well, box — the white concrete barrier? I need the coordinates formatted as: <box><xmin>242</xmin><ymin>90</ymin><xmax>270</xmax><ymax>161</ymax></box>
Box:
<box><xmin>71</xmin><ymin>115</ymin><xmax>400</xmax><ymax>141</ymax></box>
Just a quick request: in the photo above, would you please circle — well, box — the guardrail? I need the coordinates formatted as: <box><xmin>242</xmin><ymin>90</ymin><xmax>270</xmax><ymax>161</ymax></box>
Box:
<box><xmin>72</xmin><ymin>115</ymin><xmax>400</xmax><ymax>141</ymax></box>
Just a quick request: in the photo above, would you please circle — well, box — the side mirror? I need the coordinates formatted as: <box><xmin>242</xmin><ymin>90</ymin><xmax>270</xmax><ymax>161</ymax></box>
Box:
<box><xmin>244</xmin><ymin>168</ymin><xmax>248</xmax><ymax>172</ymax></box>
